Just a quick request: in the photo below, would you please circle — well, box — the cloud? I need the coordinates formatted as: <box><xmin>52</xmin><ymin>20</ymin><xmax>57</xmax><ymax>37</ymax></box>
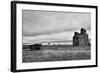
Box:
<box><xmin>23</xmin><ymin>30</ymin><xmax>91</xmax><ymax>44</ymax></box>
<box><xmin>23</xmin><ymin>31</ymin><xmax>74</xmax><ymax>44</ymax></box>
<box><xmin>22</xmin><ymin>10</ymin><xmax>91</xmax><ymax>44</ymax></box>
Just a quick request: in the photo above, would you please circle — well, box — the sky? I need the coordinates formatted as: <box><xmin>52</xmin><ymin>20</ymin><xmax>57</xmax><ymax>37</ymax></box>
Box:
<box><xmin>22</xmin><ymin>10</ymin><xmax>91</xmax><ymax>45</ymax></box>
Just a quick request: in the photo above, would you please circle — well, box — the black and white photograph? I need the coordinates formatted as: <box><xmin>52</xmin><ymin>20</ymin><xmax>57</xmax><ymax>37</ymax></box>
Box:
<box><xmin>22</xmin><ymin>10</ymin><xmax>91</xmax><ymax>63</ymax></box>
<box><xmin>11</xmin><ymin>1</ymin><xmax>98</xmax><ymax>72</ymax></box>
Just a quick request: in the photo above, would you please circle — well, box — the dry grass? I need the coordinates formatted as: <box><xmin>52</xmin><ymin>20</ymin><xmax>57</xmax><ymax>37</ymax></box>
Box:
<box><xmin>22</xmin><ymin>45</ymin><xmax>91</xmax><ymax>63</ymax></box>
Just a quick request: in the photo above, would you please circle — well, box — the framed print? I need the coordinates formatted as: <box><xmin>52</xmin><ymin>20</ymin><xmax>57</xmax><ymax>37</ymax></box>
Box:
<box><xmin>11</xmin><ymin>1</ymin><xmax>98</xmax><ymax>72</ymax></box>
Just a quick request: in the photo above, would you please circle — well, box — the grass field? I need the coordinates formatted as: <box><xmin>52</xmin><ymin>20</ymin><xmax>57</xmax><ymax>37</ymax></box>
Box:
<box><xmin>22</xmin><ymin>45</ymin><xmax>91</xmax><ymax>63</ymax></box>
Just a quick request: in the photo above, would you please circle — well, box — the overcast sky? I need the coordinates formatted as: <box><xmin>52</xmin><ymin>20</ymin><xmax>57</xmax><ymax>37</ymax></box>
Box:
<box><xmin>23</xmin><ymin>10</ymin><xmax>91</xmax><ymax>45</ymax></box>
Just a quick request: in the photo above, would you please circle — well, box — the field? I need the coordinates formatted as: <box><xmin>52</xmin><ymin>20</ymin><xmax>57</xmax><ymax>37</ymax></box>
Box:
<box><xmin>23</xmin><ymin>45</ymin><xmax>91</xmax><ymax>63</ymax></box>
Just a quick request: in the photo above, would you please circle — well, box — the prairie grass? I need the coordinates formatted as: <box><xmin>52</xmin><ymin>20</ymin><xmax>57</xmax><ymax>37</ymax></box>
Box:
<box><xmin>23</xmin><ymin>45</ymin><xmax>91</xmax><ymax>63</ymax></box>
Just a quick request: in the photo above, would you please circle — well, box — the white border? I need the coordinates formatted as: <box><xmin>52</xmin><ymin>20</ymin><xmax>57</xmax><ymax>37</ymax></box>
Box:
<box><xmin>16</xmin><ymin>3</ymin><xmax>96</xmax><ymax>70</ymax></box>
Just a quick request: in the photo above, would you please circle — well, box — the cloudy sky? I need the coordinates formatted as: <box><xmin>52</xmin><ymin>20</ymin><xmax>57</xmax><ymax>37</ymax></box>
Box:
<box><xmin>22</xmin><ymin>10</ymin><xmax>91</xmax><ymax>45</ymax></box>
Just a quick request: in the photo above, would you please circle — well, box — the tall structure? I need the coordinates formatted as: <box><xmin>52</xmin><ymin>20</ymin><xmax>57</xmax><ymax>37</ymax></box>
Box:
<box><xmin>73</xmin><ymin>28</ymin><xmax>89</xmax><ymax>46</ymax></box>
<box><xmin>73</xmin><ymin>32</ymin><xmax>79</xmax><ymax>46</ymax></box>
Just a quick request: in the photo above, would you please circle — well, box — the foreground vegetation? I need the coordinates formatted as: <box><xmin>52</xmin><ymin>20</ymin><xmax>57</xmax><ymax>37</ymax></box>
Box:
<box><xmin>23</xmin><ymin>45</ymin><xmax>91</xmax><ymax>63</ymax></box>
